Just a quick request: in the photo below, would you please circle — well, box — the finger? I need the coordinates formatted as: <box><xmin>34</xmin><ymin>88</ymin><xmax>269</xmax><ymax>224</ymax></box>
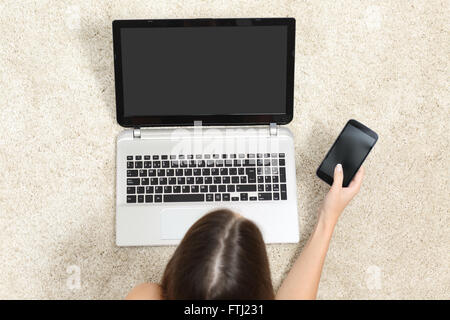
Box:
<box><xmin>331</xmin><ymin>163</ymin><xmax>344</xmax><ymax>190</ymax></box>
<box><xmin>347</xmin><ymin>167</ymin><xmax>364</xmax><ymax>192</ymax></box>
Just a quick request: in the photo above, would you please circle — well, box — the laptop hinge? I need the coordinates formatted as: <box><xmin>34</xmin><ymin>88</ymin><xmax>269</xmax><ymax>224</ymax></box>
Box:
<box><xmin>269</xmin><ymin>122</ymin><xmax>278</xmax><ymax>136</ymax></box>
<box><xmin>194</xmin><ymin>120</ymin><xmax>202</xmax><ymax>127</ymax></box>
<box><xmin>133</xmin><ymin>127</ymin><xmax>141</xmax><ymax>139</ymax></box>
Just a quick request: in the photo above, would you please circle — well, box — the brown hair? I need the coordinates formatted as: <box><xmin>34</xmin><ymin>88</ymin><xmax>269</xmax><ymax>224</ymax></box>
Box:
<box><xmin>161</xmin><ymin>209</ymin><xmax>274</xmax><ymax>299</ymax></box>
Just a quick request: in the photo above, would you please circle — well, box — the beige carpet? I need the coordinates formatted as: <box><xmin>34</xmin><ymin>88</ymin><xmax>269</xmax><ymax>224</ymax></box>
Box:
<box><xmin>0</xmin><ymin>0</ymin><xmax>448</xmax><ymax>299</ymax></box>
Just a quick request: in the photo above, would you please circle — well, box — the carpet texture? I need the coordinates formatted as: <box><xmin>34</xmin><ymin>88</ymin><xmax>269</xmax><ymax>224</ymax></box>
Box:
<box><xmin>0</xmin><ymin>0</ymin><xmax>448</xmax><ymax>299</ymax></box>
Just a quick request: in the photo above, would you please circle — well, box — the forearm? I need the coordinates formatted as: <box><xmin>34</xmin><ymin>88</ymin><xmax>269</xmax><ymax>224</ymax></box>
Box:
<box><xmin>276</xmin><ymin>214</ymin><xmax>336</xmax><ymax>299</ymax></box>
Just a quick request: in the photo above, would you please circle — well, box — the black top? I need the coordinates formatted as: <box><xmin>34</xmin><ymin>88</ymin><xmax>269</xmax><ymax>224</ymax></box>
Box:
<box><xmin>113</xmin><ymin>18</ymin><xmax>295</xmax><ymax>127</ymax></box>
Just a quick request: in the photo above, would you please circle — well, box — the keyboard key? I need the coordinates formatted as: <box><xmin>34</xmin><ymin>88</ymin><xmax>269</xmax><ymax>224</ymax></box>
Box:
<box><xmin>173</xmin><ymin>186</ymin><xmax>181</xmax><ymax>193</ymax></box>
<box><xmin>193</xmin><ymin>169</ymin><xmax>201</xmax><ymax>176</ymax></box>
<box><xmin>177</xmin><ymin>177</ymin><xmax>186</xmax><ymax>184</ymax></box>
<box><xmin>139</xmin><ymin>169</ymin><xmax>147</xmax><ymax>177</ymax></box>
<box><xmin>209</xmin><ymin>185</ymin><xmax>217</xmax><ymax>193</ymax></box>
<box><xmin>171</xmin><ymin>161</ymin><xmax>179</xmax><ymax>168</ymax></box>
<box><xmin>211</xmin><ymin>168</ymin><xmax>219</xmax><ymax>175</ymax></box>
<box><xmin>164</xmin><ymin>194</ymin><xmax>204</xmax><ymax>202</ymax></box>
<box><xmin>222</xmin><ymin>176</ymin><xmax>230</xmax><ymax>184</ymax></box>
<box><xmin>164</xmin><ymin>186</ymin><xmax>172</xmax><ymax>193</ymax></box>
<box><xmin>205</xmin><ymin>177</ymin><xmax>212</xmax><ymax>184</ymax></box>
<box><xmin>216</xmin><ymin>160</ymin><xmax>224</xmax><ymax>167</ymax></box>
<box><xmin>155</xmin><ymin>195</ymin><xmax>162</xmax><ymax>202</ymax></box>
<box><xmin>191</xmin><ymin>185</ymin><xmax>199</xmax><ymax>193</ymax></box>
<box><xmin>152</xmin><ymin>155</ymin><xmax>159</xmax><ymax>160</ymax></box>
<box><xmin>232</xmin><ymin>196</ymin><xmax>239</xmax><ymax>201</ymax></box>
<box><xmin>207</xmin><ymin>160</ymin><xmax>214</xmax><ymax>167</ymax></box>
<box><xmin>206</xmin><ymin>194</ymin><xmax>214</xmax><ymax>201</ymax></box>
<box><xmin>198</xmin><ymin>160</ymin><xmax>205</xmax><ymax>167</ymax></box>
<box><xmin>135</xmin><ymin>161</ymin><xmax>143</xmax><ymax>169</ymax></box>
<box><xmin>155</xmin><ymin>186</ymin><xmax>163</xmax><ymax>193</ymax></box>
<box><xmin>279</xmin><ymin>159</ymin><xmax>286</xmax><ymax>166</ymax></box>
<box><xmin>135</xmin><ymin>156</ymin><xmax>142</xmax><ymax>160</ymax></box>
<box><xmin>166</xmin><ymin>169</ymin><xmax>174</xmax><ymax>176</ymax></box>
<box><xmin>257</xmin><ymin>153</ymin><xmax>263</xmax><ymax>158</ymax></box>
<box><xmin>138</xmin><ymin>195</ymin><xmax>144</xmax><ymax>203</ymax></box>
<box><xmin>240</xmin><ymin>176</ymin><xmax>247</xmax><ymax>183</ymax></box>
<box><xmin>279</xmin><ymin>153</ymin><xmax>285</xmax><ymax>158</ymax></box>
<box><xmin>280</xmin><ymin>167</ymin><xmax>286</xmax><ymax>182</ymax></box>
<box><xmin>184</xmin><ymin>169</ymin><xmax>193</xmax><ymax>176</ymax></box>
<box><xmin>220</xmin><ymin>168</ymin><xmax>228</xmax><ymax>175</ymax></box>
<box><xmin>150</xmin><ymin>178</ymin><xmax>158</xmax><ymax>185</ymax></box>
<box><xmin>137</xmin><ymin>187</ymin><xmax>145</xmax><ymax>194</ymax></box>
<box><xmin>186</xmin><ymin>177</ymin><xmax>194</xmax><ymax>184</ymax></box>
<box><xmin>200</xmin><ymin>185</ymin><xmax>208</xmax><ymax>193</ymax></box>
<box><xmin>229</xmin><ymin>168</ymin><xmax>237</xmax><ymax>175</ymax></box>
<box><xmin>272</xmin><ymin>176</ymin><xmax>279</xmax><ymax>183</ymax></box>
<box><xmin>187</xmin><ymin>155</ymin><xmax>193</xmax><ymax>159</ymax></box>
<box><xmin>189</xmin><ymin>160</ymin><xmax>196</xmax><ymax>168</ymax></box>
<box><xmin>273</xmin><ymin>193</ymin><xmax>280</xmax><ymax>200</ymax></box>
<box><xmin>234</xmin><ymin>160</ymin><xmax>241</xmax><ymax>167</ymax></box>
<box><xmin>281</xmin><ymin>184</ymin><xmax>287</xmax><ymax>200</ymax></box>
<box><xmin>127</xmin><ymin>156</ymin><xmax>133</xmax><ymax>160</ymax></box>
<box><xmin>213</xmin><ymin>177</ymin><xmax>221</xmax><ymax>184</ymax></box>
<box><xmin>145</xmin><ymin>195</ymin><xmax>153</xmax><ymax>203</ymax></box>
<box><xmin>145</xmin><ymin>186</ymin><xmax>154</xmax><ymax>193</ymax></box>
<box><xmin>271</xmin><ymin>153</ymin><xmax>278</xmax><ymax>158</ymax></box>
<box><xmin>222</xmin><ymin>193</ymin><xmax>230</xmax><ymax>201</ymax></box>
<box><xmin>176</xmin><ymin>169</ymin><xmax>183</xmax><ymax>176</ymax></box>
<box><xmin>196</xmin><ymin>154</ymin><xmax>202</xmax><ymax>159</ymax></box>
<box><xmin>180</xmin><ymin>160</ymin><xmax>188</xmax><ymax>167</ymax></box>
<box><xmin>238</xmin><ymin>168</ymin><xmax>245</xmax><ymax>175</ymax></box>
<box><xmin>225</xmin><ymin>160</ymin><xmax>233</xmax><ymax>167</ymax></box>
<box><xmin>250</xmin><ymin>196</ymin><xmax>257</xmax><ymax>201</ymax></box>
<box><xmin>152</xmin><ymin>161</ymin><xmax>160</xmax><ymax>168</ymax></box>
<box><xmin>238</xmin><ymin>154</ymin><xmax>245</xmax><ymax>158</ymax></box>
<box><xmin>258</xmin><ymin>184</ymin><xmax>264</xmax><ymax>192</ymax></box>
<box><xmin>162</xmin><ymin>161</ymin><xmax>170</xmax><ymax>168</ymax></box>
<box><xmin>230</xmin><ymin>154</ymin><xmax>236</xmax><ymax>159</ymax></box>
<box><xmin>236</xmin><ymin>184</ymin><xmax>257</xmax><ymax>192</ymax></box>
<box><xmin>127</xmin><ymin>162</ymin><xmax>134</xmax><ymax>168</ymax></box>
<box><xmin>127</xmin><ymin>187</ymin><xmax>135</xmax><ymax>194</ymax></box>
<box><xmin>170</xmin><ymin>155</ymin><xmax>176</xmax><ymax>159</ymax></box>
<box><xmin>213</xmin><ymin>154</ymin><xmax>219</xmax><ymax>159</ymax></box>
<box><xmin>218</xmin><ymin>185</ymin><xmax>226</xmax><ymax>192</ymax></box>
<box><xmin>273</xmin><ymin>184</ymin><xmax>279</xmax><ymax>192</ymax></box>
<box><xmin>231</xmin><ymin>176</ymin><xmax>239</xmax><ymax>184</ymax></box>
<box><xmin>144</xmin><ymin>161</ymin><xmax>152</xmax><ymax>168</ymax></box>
<box><xmin>240</xmin><ymin>193</ymin><xmax>248</xmax><ymax>201</ymax></box>
<box><xmin>159</xmin><ymin>178</ymin><xmax>167</xmax><ymax>185</ymax></box>
<box><xmin>195</xmin><ymin>177</ymin><xmax>203</xmax><ymax>184</ymax></box>
<box><xmin>264</xmin><ymin>153</ymin><xmax>270</xmax><ymax>158</ymax></box>
<box><xmin>178</xmin><ymin>155</ymin><xmax>185</xmax><ymax>159</ymax></box>
<box><xmin>161</xmin><ymin>155</ymin><xmax>168</xmax><ymax>160</ymax></box>
<box><xmin>144</xmin><ymin>155</ymin><xmax>150</xmax><ymax>160</ymax></box>
<box><xmin>222</xmin><ymin>154</ymin><xmax>227</xmax><ymax>159</ymax></box>
<box><xmin>247</xmin><ymin>153</ymin><xmax>255</xmax><ymax>158</ymax></box>
<box><xmin>265</xmin><ymin>176</ymin><xmax>271</xmax><ymax>183</ymax></box>
<box><xmin>227</xmin><ymin>185</ymin><xmax>235</xmax><ymax>192</ymax></box>
<box><xmin>182</xmin><ymin>186</ymin><xmax>190</xmax><ymax>193</ymax></box>
<box><xmin>258</xmin><ymin>193</ymin><xmax>272</xmax><ymax>201</ymax></box>
<box><xmin>215</xmin><ymin>193</ymin><xmax>221</xmax><ymax>201</ymax></box>
<box><xmin>127</xmin><ymin>170</ymin><xmax>138</xmax><ymax>177</ymax></box>
<box><xmin>204</xmin><ymin>154</ymin><xmax>211</xmax><ymax>159</ymax></box>
<box><xmin>148</xmin><ymin>169</ymin><xmax>157</xmax><ymax>176</ymax></box>
<box><xmin>265</xmin><ymin>184</ymin><xmax>272</xmax><ymax>192</ymax></box>
<box><xmin>202</xmin><ymin>168</ymin><xmax>211</xmax><ymax>175</ymax></box>
<box><xmin>127</xmin><ymin>178</ymin><xmax>140</xmax><ymax>185</ymax></box>
<box><xmin>127</xmin><ymin>195</ymin><xmax>136</xmax><ymax>203</ymax></box>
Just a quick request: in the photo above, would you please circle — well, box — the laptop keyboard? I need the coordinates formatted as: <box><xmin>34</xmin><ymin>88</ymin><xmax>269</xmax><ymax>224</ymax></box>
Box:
<box><xmin>125</xmin><ymin>153</ymin><xmax>287</xmax><ymax>203</ymax></box>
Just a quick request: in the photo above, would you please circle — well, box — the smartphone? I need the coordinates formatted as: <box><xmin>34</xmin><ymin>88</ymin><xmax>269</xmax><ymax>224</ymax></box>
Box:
<box><xmin>316</xmin><ymin>119</ymin><xmax>378</xmax><ymax>187</ymax></box>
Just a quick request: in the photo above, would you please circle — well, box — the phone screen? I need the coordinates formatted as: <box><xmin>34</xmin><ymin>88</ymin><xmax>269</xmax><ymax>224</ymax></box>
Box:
<box><xmin>318</xmin><ymin>121</ymin><xmax>377</xmax><ymax>187</ymax></box>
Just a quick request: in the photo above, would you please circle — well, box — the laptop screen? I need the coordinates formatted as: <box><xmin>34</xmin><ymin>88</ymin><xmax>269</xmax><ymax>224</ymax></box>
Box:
<box><xmin>113</xmin><ymin>19</ymin><xmax>295</xmax><ymax>126</ymax></box>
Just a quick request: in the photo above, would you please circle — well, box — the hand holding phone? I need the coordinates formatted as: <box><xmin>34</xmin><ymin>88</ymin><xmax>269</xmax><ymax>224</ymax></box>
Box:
<box><xmin>319</xmin><ymin>163</ymin><xmax>365</xmax><ymax>227</ymax></box>
<box><xmin>316</xmin><ymin>119</ymin><xmax>378</xmax><ymax>187</ymax></box>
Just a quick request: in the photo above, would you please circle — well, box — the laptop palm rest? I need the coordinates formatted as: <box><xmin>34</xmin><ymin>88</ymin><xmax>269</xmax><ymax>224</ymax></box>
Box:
<box><xmin>160</xmin><ymin>208</ymin><xmax>205</xmax><ymax>240</ymax></box>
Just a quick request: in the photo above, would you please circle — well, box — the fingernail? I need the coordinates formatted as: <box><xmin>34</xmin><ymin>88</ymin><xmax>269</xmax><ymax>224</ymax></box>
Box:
<box><xmin>336</xmin><ymin>163</ymin><xmax>342</xmax><ymax>172</ymax></box>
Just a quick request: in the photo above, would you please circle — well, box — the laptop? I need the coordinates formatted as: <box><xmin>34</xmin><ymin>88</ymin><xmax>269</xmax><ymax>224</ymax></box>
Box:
<box><xmin>113</xmin><ymin>18</ymin><xmax>299</xmax><ymax>246</ymax></box>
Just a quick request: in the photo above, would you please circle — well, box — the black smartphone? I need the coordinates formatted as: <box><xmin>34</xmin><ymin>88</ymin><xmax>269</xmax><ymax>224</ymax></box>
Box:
<box><xmin>316</xmin><ymin>119</ymin><xmax>378</xmax><ymax>187</ymax></box>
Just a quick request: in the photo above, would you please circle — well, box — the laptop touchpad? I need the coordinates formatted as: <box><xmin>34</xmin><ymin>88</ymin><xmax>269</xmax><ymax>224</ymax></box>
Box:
<box><xmin>160</xmin><ymin>208</ymin><xmax>205</xmax><ymax>240</ymax></box>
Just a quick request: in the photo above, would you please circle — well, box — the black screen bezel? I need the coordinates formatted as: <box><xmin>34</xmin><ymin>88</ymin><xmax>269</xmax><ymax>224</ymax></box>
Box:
<box><xmin>316</xmin><ymin>119</ymin><xmax>378</xmax><ymax>187</ymax></box>
<box><xmin>112</xmin><ymin>18</ymin><xmax>295</xmax><ymax>127</ymax></box>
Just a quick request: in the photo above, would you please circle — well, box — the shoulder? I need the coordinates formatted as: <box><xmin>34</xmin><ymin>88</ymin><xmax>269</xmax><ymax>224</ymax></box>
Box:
<box><xmin>125</xmin><ymin>282</ymin><xmax>163</xmax><ymax>300</ymax></box>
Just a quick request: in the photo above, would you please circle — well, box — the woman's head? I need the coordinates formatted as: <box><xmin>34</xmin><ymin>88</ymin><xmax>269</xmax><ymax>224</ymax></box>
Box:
<box><xmin>161</xmin><ymin>209</ymin><xmax>274</xmax><ymax>299</ymax></box>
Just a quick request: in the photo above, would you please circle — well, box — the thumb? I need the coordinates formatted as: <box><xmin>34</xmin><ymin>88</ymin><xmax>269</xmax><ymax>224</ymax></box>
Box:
<box><xmin>332</xmin><ymin>163</ymin><xmax>344</xmax><ymax>189</ymax></box>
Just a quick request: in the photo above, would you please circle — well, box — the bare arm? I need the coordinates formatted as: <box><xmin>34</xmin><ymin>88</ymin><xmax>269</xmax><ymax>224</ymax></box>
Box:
<box><xmin>276</xmin><ymin>164</ymin><xmax>364</xmax><ymax>299</ymax></box>
<box><xmin>125</xmin><ymin>282</ymin><xmax>162</xmax><ymax>300</ymax></box>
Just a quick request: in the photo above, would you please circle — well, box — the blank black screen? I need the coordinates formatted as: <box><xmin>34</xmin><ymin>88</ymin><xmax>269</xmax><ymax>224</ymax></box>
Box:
<box><xmin>120</xmin><ymin>26</ymin><xmax>287</xmax><ymax>117</ymax></box>
<box><xmin>319</xmin><ymin>124</ymin><xmax>376</xmax><ymax>187</ymax></box>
